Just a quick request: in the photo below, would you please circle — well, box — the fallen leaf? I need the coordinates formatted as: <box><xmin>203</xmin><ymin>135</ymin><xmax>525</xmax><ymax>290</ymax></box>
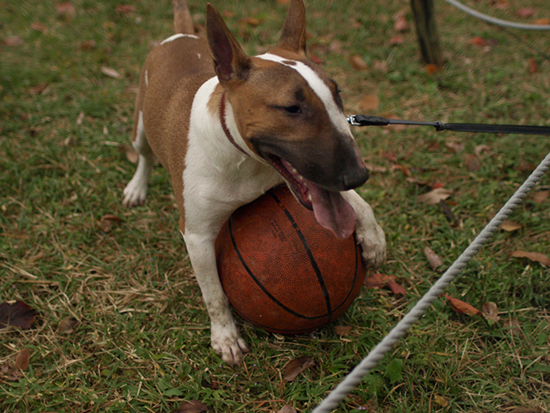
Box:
<box><xmin>222</xmin><ymin>10</ymin><xmax>235</xmax><ymax>18</ymax></box>
<box><xmin>309</xmin><ymin>52</ymin><xmax>323</xmax><ymax>65</ymax></box>
<box><xmin>515</xmin><ymin>8</ymin><xmax>535</xmax><ymax>18</ymax></box>
<box><xmin>445</xmin><ymin>140</ymin><xmax>464</xmax><ymax>153</ymax></box>
<box><xmin>491</xmin><ymin>0</ymin><xmax>509</xmax><ymax>10</ymax></box>
<box><xmin>283</xmin><ymin>356</ymin><xmax>315</xmax><ymax>381</ymax></box>
<box><xmin>364</xmin><ymin>273</ymin><xmax>396</xmax><ymax>289</ymax></box>
<box><xmin>439</xmin><ymin>200</ymin><xmax>457</xmax><ymax>224</ymax></box>
<box><xmin>500</xmin><ymin>220</ymin><xmax>522</xmax><ymax>232</ymax></box>
<box><xmin>30</xmin><ymin>22</ymin><xmax>48</xmax><ymax>32</ymax></box>
<box><xmin>101</xmin><ymin>214</ymin><xmax>123</xmax><ymax>233</ymax></box>
<box><xmin>424</xmin><ymin>247</ymin><xmax>443</xmax><ymax>270</ymax></box>
<box><xmin>57</xmin><ymin>317</ymin><xmax>79</xmax><ymax>334</ymax></box>
<box><xmin>328</xmin><ymin>40</ymin><xmax>343</xmax><ymax>54</ymax></box>
<box><xmin>240</xmin><ymin>17</ymin><xmax>262</xmax><ymax>27</ymax></box>
<box><xmin>417</xmin><ymin>188</ymin><xmax>451</xmax><ymax>205</ymax></box>
<box><xmin>425</xmin><ymin>64</ymin><xmax>441</xmax><ymax>75</ymax></box>
<box><xmin>0</xmin><ymin>300</ymin><xmax>37</xmax><ymax>330</ymax></box>
<box><xmin>29</xmin><ymin>83</ymin><xmax>48</xmax><ymax>95</ymax></box>
<box><xmin>533</xmin><ymin>189</ymin><xmax>549</xmax><ymax>203</ymax></box>
<box><xmin>174</xmin><ymin>400</ymin><xmax>208</xmax><ymax>413</ymax></box>
<box><xmin>55</xmin><ymin>2</ymin><xmax>76</xmax><ymax>17</ymax></box>
<box><xmin>387</xmin><ymin>280</ymin><xmax>406</xmax><ymax>296</ymax></box>
<box><xmin>468</xmin><ymin>36</ymin><xmax>485</xmax><ymax>46</ymax></box>
<box><xmin>393</xmin><ymin>15</ymin><xmax>409</xmax><ymax>32</ymax></box>
<box><xmin>463</xmin><ymin>153</ymin><xmax>481</xmax><ymax>172</ymax></box>
<box><xmin>101</xmin><ymin>66</ymin><xmax>121</xmax><ymax>79</ymax></box>
<box><xmin>76</xmin><ymin>112</ymin><xmax>85</xmax><ymax>126</ymax></box>
<box><xmin>115</xmin><ymin>4</ymin><xmax>136</xmax><ymax>14</ymax></box>
<box><xmin>529</xmin><ymin>57</ymin><xmax>538</xmax><ymax>74</ymax></box>
<box><xmin>15</xmin><ymin>349</ymin><xmax>30</xmax><ymax>371</ymax></box>
<box><xmin>445</xmin><ymin>295</ymin><xmax>481</xmax><ymax>316</ymax></box>
<box><xmin>2</xmin><ymin>36</ymin><xmax>24</xmax><ymax>46</ymax></box>
<box><xmin>433</xmin><ymin>394</ymin><xmax>449</xmax><ymax>408</ymax></box>
<box><xmin>481</xmin><ymin>302</ymin><xmax>500</xmax><ymax>325</ymax></box>
<box><xmin>334</xmin><ymin>325</ymin><xmax>352</xmax><ymax>336</ymax></box>
<box><xmin>532</xmin><ymin>18</ymin><xmax>550</xmax><ymax>26</ymax></box>
<box><xmin>360</xmin><ymin>94</ymin><xmax>379</xmax><ymax>112</ymax></box>
<box><xmin>511</xmin><ymin>251</ymin><xmax>550</xmax><ymax>266</ymax></box>
<box><xmin>389</xmin><ymin>35</ymin><xmax>404</xmax><ymax>46</ymax></box>
<box><xmin>278</xmin><ymin>405</ymin><xmax>297</xmax><ymax>413</ymax></box>
<box><xmin>349</xmin><ymin>54</ymin><xmax>368</xmax><ymax>71</ymax></box>
<box><xmin>474</xmin><ymin>144</ymin><xmax>491</xmax><ymax>156</ymax></box>
<box><xmin>80</xmin><ymin>40</ymin><xmax>96</xmax><ymax>51</ymax></box>
<box><xmin>118</xmin><ymin>144</ymin><xmax>139</xmax><ymax>163</ymax></box>
<box><xmin>373</xmin><ymin>59</ymin><xmax>388</xmax><ymax>73</ymax></box>
<box><xmin>431</xmin><ymin>182</ymin><xmax>445</xmax><ymax>190</ymax></box>
<box><xmin>364</xmin><ymin>163</ymin><xmax>387</xmax><ymax>173</ymax></box>
<box><xmin>503</xmin><ymin>318</ymin><xmax>522</xmax><ymax>336</ymax></box>
<box><xmin>508</xmin><ymin>407</ymin><xmax>539</xmax><ymax>413</ymax></box>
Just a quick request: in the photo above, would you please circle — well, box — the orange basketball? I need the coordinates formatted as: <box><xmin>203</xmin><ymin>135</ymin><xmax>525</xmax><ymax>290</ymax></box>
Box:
<box><xmin>215</xmin><ymin>185</ymin><xmax>366</xmax><ymax>335</ymax></box>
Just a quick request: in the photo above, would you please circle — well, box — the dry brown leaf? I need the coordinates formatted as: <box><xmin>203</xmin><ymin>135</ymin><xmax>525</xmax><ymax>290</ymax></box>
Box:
<box><xmin>57</xmin><ymin>317</ymin><xmax>79</xmax><ymax>334</ymax></box>
<box><xmin>508</xmin><ymin>407</ymin><xmax>539</xmax><ymax>413</ymax></box>
<box><xmin>515</xmin><ymin>8</ymin><xmax>535</xmax><ymax>18</ymax></box>
<box><xmin>278</xmin><ymin>405</ymin><xmax>297</xmax><ymax>413</ymax></box>
<box><xmin>15</xmin><ymin>349</ymin><xmax>30</xmax><ymax>371</ymax></box>
<box><xmin>463</xmin><ymin>153</ymin><xmax>481</xmax><ymax>172</ymax></box>
<box><xmin>500</xmin><ymin>220</ymin><xmax>522</xmax><ymax>232</ymax></box>
<box><xmin>80</xmin><ymin>40</ymin><xmax>96</xmax><ymax>51</ymax></box>
<box><xmin>364</xmin><ymin>273</ymin><xmax>396</xmax><ymax>289</ymax></box>
<box><xmin>418</xmin><ymin>188</ymin><xmax>451</xmax><ymax>205</ymax></box>
<box><xmin>240</xmin><ymin>17</ymin><xmax>263</xmax><ymax>27</ymax></box>
<box><xmin>532</xmin><ymin>17</ymin><xmax>550</xmax><ymax>25</ymax></box>
<box><xmin>529</xmin><ymin>57</ymin><xmax>538</xmax><ymax>74</ymax></box>
<box><xmin>445</xmin><ymin>295</ymin><xmax>481</xmax><ymax>316</ymax></box>
<box><xmin>349</xmin><ymin>54</ymin><xmax>368</xmax><ymax>71</ymax></box>
<box><xmin>503</xmin><ymin>318</ymin><xmax>522</xmax><ymax>336</ymax></box>
<box><xmin>468</xmin><ymin>36</ymin><xmax>485</xmax><ymax>46</ymax></box>
<box><xmin>115</xmin><ymin>4</ymin><xmax>136</xmax><ymax>14</ymax></box>
<box><xmin>511</xmin><ymin>251</ymin><xmax>550</xmax><ymax>266</ymax></box>
<box><xmin>31</xmin><ymin>22</ymin><xmax>48</xmax><ymax>32</ymax></box>
<box><xmin>445</xmin><ymin>140</ymin><xmax>464</xmax><ymax>153</ymax></box>
<box><xmin>0</xmin><ymin>300</ymin><xmax>37</xmax><ymax>330</ymax></box>
<box><xmin>481</xmin><ymin>302</ymin><xmax>500</xmax><ymax>324</ymax></box>
<box><xmin>474</xmin><ymin>144</ymin><xmax>491</xmax><ymax>156</ymax></box>
<box><xmin>373</xmin><ymin>59</ymin><xmax>388</xmax><ymax>73</ymax></box>
<box><xmin>393</xmin><ymin>15</ymin><xmax>409</xmax><ymax>32</ymax></box>
<box><xmin>424</xmin><ymin>247</ymin><xmax>443</xmax><ymax>270</ymax></box>
<box><xmin>174</xmin><ymin>400</ymin><xmax>208</xmax><ymax>413</ymax></box>
<box><xmin>533</xmin><ymin>189</ymin><xmax>549</xmax><ymax>203</ymax></box>
<box><xmin>101</xmin><ymin>66</ymin><xmax>121</xmax><ymax>79</ymax></box>
<box><xmin>387</xmin><ymin>280</ymin><xmax>406</xmax><ymax>296</ymax></box>
<box><xmin>29</xmin><ymin>83</ymin><xmax>48</xmax><ymax>95</ymax></box>
<box><xmin>283</xmin><ymin>356</ymin><xmax>315</xmax><ymax>381</ymax></box>
<box><xmin>101</xmin><ymin>214</ymin><xmax>123</xmax><ymax>233</ymax></box>
<box><xmin>334</xmin><ymin>325</ymin><xmax>353</xmax><ymax>337</ymax></box>
<box><xmin>364</xmin><ymin>163</ymin><xmax>387</xmax><ymax>173</ymax></box>
<box><xmin>328</xmin><ymin>40</ymin><xmax>343</xmax><ymax>54</ymax></box>
<box><xmin>360</xmin><ymin>94</ymin><xmax>379</xmax><ymax>112</ymax></box>
<box><xmin>389</xmin><ymin>35</ymin><xmax>404</xmax><ymax>46</ymax></box>
<box><xmin>3</xmin><ymin>36</ymin><xmax>24</xmax><ymax>46</ymax></box>
<box><xmin>55</xmin><ymin>2</ymin><xmax>76</xmax><ymax>17</ymax></box>
<box><xmin>425</xmin><ymin>64</ymin><xmax>441</xmax><ymax>75</ymax></box>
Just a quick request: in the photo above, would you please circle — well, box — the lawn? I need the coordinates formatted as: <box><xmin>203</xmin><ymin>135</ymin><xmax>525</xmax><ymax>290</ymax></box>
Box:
<box><xmin>1</xmin><ymin>0</ymin><xmax>549</xmax><ymax>412</ymax></box>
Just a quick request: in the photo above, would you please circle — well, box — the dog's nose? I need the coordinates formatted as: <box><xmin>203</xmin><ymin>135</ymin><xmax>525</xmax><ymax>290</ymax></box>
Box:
<box><xmin>342</xmin><ymin>166</ymin><xmax>369</xmax><ymax>190</ymax></box>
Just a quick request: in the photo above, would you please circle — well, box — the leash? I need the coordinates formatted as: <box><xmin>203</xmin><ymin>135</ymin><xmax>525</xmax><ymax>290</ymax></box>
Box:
<box><xmin>347</xmin><ymin>115</ymin><xmax>550</xmax><ymax>136</ymax></box>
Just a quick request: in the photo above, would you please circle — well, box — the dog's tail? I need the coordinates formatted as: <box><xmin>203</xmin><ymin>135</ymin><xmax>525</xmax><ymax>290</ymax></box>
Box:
<box><xmin>172</xmin><ymin>0</ymin><xmax>194</xmax><ymax>34</ymax></box>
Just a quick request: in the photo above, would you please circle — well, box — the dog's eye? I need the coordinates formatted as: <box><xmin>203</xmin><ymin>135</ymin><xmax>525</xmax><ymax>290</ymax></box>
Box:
<box><xmin>284</xmin><ymin>105</ymin><xmax>302</xmax><ymax>115</ymax></box>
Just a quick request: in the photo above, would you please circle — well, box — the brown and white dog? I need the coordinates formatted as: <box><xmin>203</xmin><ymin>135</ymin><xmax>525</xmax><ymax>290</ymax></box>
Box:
<box><xmin>123</xmin><ymin>0</ymin><xmax>386</xmax><ymax>365</ymax></box>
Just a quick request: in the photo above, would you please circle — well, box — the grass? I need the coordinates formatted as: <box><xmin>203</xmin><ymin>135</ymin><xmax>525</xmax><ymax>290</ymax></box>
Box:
<box><xmin>1</xmin><ymin>0</ymin><xmax>550</xmax><ymax>411</ymax></box>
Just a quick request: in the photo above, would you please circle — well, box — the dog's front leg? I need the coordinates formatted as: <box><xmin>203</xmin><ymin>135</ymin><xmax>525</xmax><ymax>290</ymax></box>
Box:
<box><xmin>342</xmin><ymin>190</ymin><xmax>386</xmax><ymax>269</ymax></box>
<box><xmin>183</xmin><ymin>231</ymin><xmax>249</xmax><ymax>365</ymax></box>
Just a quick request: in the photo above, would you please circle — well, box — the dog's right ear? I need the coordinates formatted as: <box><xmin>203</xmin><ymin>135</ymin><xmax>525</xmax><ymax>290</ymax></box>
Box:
<box><xmin>206</xmin><ymin>3</ymin><xmax>251</xmax><ymax>84</ymax></box>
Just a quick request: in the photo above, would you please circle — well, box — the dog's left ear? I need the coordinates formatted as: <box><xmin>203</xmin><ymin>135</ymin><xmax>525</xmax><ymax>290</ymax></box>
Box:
<box><xmin>277</xmin><ymin>0</ymin><xmax>307</xmax><ymax>56</ymax></box>
<box><xmin>206</xmin><ymin>3</ymin><xmax>251</xmax><ymax>83</ymax></box>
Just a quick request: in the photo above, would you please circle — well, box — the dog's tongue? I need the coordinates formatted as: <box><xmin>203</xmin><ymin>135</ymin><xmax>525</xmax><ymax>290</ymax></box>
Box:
<box><xmin>308</xmin><ymin>183</ymin><xmax>356</xmax><ymax>240</ymax></box>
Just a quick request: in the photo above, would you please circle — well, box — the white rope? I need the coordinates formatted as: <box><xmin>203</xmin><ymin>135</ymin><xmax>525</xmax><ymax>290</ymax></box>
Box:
<box><xmin>445</xmin><ymin>0</ymin><xmax>550</xmax><ymax>31</ymax></box>
<box><xmin>312</xmin><ymin>149</ymin><xmax>550</xmax><ymax>413</ymax></box>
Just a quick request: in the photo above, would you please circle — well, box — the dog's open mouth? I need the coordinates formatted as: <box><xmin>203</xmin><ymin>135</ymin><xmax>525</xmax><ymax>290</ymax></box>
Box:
<box><xmin>265</xmin><ymin>155</ymin><xmax>356</xmax><ymax>239</ymax></box>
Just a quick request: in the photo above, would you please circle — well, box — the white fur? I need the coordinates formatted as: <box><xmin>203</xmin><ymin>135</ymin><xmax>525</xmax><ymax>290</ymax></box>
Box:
<box><xmin>161</xmin><ymin>33</ymin><xmax>199</xmax><ymax>45</ymax></box>
<box><xmin>258</xmin><ymin>53</ymin><xmax>352</xmax><ymax>136</ymax></box>
<box><xmin>145</xmin><ymin>70</ymin><xmax>148</xmax><ymax>87</ymax></box>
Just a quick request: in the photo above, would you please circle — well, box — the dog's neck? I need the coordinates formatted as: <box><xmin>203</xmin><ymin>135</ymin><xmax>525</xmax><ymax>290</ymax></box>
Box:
<box><xmin>219</xmin><ymin>90</ymin><xmax>249</xmax><ymax>157</ymax></box>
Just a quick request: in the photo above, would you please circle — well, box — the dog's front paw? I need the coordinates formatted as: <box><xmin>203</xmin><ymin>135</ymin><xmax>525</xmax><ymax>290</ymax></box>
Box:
<box><xmin>356</xmin><ymin>220</ymin><xmax>386</xmax><ymax>269</ymax></box>
<box><xmin>211</xmin><ymin>323</ymin><xmax>249</xmax><ymax>366</ymax></box>
<box><xmin>122</xmin><ymin>176</ymin><xmax>148</xmax><ymax>207</ymax></box>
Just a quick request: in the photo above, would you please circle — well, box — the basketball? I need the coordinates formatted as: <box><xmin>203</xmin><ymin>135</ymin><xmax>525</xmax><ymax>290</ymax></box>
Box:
<box><xmin>215</xmin><ymin>185</ymin><xmax>366</xmax><ymax>335</ymax></box>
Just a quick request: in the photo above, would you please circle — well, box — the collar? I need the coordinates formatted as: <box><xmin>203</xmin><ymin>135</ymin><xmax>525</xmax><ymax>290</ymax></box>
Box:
<box><xmin>220</xmin><ymin>91</ymin><xmax>249</xmax><ymax>156</ymax></box>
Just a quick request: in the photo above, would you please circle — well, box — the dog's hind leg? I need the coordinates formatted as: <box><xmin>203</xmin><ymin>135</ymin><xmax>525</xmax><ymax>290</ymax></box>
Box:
<box><xmin>123</xmin><ymin>109</ymin><xmax>155</xmax><ymax>207</ymax></box>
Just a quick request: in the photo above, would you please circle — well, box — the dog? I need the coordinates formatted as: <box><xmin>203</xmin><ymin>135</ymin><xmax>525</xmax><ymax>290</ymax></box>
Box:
<box><xmin>123</xmin><ymin>0</ymin><xmax>386</xmax><ymax>365</ymax></box>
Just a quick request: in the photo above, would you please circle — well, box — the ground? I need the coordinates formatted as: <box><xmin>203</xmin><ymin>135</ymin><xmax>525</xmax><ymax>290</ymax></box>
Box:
<box><xmin>1</xmin><ymin>0</ymin><xmax>549</xmax><ymax>412</ymax></box>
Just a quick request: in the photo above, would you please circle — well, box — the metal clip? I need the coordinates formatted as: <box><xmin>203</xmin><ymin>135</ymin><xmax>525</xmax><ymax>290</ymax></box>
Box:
<box><xmin>347</xmin><ymin>115</ymin><xmax>360</xmax><ymax>126</ymax></box>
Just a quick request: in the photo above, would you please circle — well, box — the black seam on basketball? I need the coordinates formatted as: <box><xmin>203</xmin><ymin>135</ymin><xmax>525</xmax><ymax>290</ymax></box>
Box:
<box><xmin>267</xmin><ymin>190</ymin><xmax>333</xmax><ymax>320</ymax></box>
<box><xmin>234</xmin><ymin>310</ymin><xmax>324</xmax><ymax>335</ymax></box>
<box><xmin>227</xmin><ymin>214</ymin><xmax>325</xmax><ymax>320</ymax></box>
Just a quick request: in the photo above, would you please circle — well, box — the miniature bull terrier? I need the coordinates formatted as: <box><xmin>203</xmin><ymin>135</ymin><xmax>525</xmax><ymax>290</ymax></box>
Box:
<box><xmin>123</xmin><ymin>0</ymin><xmax>386</xmax><ymax>365</ymax></box>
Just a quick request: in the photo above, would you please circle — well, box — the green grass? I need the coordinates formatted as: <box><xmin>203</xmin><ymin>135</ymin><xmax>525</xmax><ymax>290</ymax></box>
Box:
<box><xmin>1</xmin><ymin>0</ymin><xmax>549</xmax><ymax>411</ymax></box>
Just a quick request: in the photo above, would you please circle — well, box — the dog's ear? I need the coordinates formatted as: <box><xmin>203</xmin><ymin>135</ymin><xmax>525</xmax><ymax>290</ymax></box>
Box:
<box><xmin>206</xmin><ymin>3</ymin><xmax>251</xmax><ymax>83</ymax></box>
<box><xmin>277</xmin><ymin>0</ymin><xmax>307</xmax><ymax>56</ymax></box>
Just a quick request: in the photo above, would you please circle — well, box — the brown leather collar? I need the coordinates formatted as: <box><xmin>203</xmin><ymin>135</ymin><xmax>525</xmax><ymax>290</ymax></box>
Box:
<box><xmin>220</xmin><ymin>91</ymin><xmax>249</xmax><ymax>156</ymax></box>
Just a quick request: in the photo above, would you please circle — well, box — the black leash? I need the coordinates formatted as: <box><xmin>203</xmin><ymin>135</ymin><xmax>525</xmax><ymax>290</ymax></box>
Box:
<box><xmin>347</xmin><ymin>115</ymin><xmax>550</xmax><ymax>136</ymax></box>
